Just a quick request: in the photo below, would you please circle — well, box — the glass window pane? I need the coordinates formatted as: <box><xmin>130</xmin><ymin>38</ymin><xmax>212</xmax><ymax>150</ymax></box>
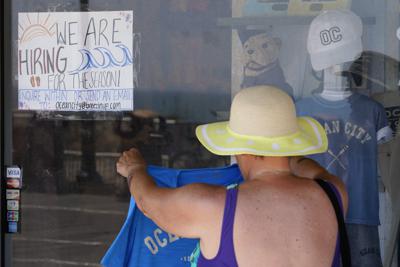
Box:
<box><xmin>4</xmin><ymin>0</ymin><xmax>400</xmax><ymax>266</ymax></box>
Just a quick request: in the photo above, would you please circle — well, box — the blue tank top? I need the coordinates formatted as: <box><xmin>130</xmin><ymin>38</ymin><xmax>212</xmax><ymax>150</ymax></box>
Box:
<box><xmin>196</xmin><ymin>182</ymin><xmax>343</xmax><ymax>267</ymax></box>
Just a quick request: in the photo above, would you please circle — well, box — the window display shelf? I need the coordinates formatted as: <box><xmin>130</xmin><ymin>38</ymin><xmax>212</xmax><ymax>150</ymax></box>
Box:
<box><xmin>217</xmin><ymin>16</ymin><xmax>376</xmax><ymax>28</ymax></box>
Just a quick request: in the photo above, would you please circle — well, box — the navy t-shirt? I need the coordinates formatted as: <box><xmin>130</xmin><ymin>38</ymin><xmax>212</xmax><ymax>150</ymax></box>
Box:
<box><xmin>296</xmin><ymin>93</ymin><xmax>390</xmax><ymax>225</ymax></box>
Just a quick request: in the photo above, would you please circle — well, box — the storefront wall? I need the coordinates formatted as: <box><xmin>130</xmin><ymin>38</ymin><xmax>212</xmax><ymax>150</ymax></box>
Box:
<box><xmin>1</xmin><ymin>0</ymin><xmax>400</xmax><ymax>266</ymax></box>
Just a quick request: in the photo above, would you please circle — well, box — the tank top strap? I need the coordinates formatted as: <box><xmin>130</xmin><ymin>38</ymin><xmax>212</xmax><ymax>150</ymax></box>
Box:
<box><xmin>197</xmin><ymin>187</ymin><xmax>239</xmax><ymax>267</ymax></box>
<box><xmin>315</xmin><ymin>179</ymin><xmax>349</xmax><ymax>267</ymax></box>
<box><xmin>220</xmin><ymin>187</ymin><xmax>239</xmax><ymax>245</ymax></box>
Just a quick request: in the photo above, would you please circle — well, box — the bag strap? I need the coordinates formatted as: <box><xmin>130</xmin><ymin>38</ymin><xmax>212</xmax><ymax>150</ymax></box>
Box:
<box><xmin>315</xmin><ymin>179</ymin><xmax>351</xmax><ymax>267</ymax></box>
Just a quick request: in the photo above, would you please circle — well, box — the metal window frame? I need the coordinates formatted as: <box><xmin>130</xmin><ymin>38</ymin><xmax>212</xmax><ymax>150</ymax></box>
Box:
<box><xmin>2</xmin><ymin>0</ymin><xmax>13</xmax><ymax>266</ymax></box>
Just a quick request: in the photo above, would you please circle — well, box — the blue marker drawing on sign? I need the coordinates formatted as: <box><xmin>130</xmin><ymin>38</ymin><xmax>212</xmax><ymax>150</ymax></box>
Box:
<box><xmin>70</xmin><ymin>44</ymin><xmax>133</xmax><ymax>74</ymax></box>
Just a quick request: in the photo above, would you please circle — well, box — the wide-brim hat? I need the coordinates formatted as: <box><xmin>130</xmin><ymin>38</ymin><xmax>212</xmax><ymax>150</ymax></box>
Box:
<box><xmin>196</xmin><ymin>86</ymin><xmax>328</xmax><ymax>156</ymax></box>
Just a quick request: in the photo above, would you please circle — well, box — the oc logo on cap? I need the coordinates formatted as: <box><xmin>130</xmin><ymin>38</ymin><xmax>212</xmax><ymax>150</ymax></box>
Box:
<box><xmin>320</xmin><ymin>27</ymin><xmax>343</xmax><ymax>46</ymax></box>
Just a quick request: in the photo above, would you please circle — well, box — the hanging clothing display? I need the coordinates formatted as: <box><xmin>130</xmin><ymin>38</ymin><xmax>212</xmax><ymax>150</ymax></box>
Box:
<box><xmin>296</xmin><ymin>93</ymin><xmax>392</xmax><ymax>225</ymax></box>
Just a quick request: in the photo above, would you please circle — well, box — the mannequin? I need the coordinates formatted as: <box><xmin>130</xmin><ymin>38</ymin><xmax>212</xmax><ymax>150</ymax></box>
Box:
<box><xmin>297</xmin><ymin>9</ymin><xmax>392</xmax><ymax>267</ymax></box>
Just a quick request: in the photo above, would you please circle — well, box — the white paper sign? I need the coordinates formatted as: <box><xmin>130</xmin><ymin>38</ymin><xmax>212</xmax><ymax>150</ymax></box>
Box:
<box><xmin>18</xmin><ymin>11</ymin><xmax>135</xmax><ymax>111</ymax></box>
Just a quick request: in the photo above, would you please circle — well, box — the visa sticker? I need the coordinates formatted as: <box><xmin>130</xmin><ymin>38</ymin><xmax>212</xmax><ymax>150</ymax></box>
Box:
<box><xmin>6</xmin><ymin>167</ymin><xmax>21</xmax><ymax>179</ymax></box>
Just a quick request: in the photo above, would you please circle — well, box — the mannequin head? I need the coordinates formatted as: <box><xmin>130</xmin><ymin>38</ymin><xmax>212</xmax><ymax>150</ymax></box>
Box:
<box><xmin>307</xmin><ymin>10</ymin><xmax>363</xmax><ymax>99</ymax></box>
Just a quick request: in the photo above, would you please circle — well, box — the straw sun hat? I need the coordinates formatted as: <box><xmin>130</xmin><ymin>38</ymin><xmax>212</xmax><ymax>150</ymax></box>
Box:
<box><xmin>196</xmin><ymin>86</ymin><xmax>328</xmax><ymax>156</ymax></box>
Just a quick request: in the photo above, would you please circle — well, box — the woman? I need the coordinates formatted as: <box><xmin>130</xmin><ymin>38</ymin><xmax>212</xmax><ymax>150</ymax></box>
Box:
<box><xmin>117</xmin><ymin>85</ymin><xmax>348</xmax><ymax>267</ymax></box>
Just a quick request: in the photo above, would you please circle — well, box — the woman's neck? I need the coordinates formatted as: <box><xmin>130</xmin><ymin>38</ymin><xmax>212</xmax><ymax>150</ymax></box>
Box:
<box><xmin>247</xmin><ymin>157</ymin><xmax>291</xmax><ymax>181</ymax></box>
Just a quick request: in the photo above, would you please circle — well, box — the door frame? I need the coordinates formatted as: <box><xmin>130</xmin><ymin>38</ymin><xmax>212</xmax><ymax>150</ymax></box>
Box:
<box><xmin>2</xmin><ymin>0</ymin><xmax>14</xmax><ymax>266</ymax></box>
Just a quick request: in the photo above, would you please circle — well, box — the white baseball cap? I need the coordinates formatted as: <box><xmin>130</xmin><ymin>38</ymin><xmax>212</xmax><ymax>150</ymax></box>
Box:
<box><xmin>307</xmin><ymin>10</ymin><xmax>363</xmax><ymax>71</ymax></box>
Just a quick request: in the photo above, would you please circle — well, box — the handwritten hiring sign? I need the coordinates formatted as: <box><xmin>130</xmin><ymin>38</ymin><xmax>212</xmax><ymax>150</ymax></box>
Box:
<box><xmin>18</xmin><ymin>11</ymin><xmax>135</xmax><ymax>111</ymax></box>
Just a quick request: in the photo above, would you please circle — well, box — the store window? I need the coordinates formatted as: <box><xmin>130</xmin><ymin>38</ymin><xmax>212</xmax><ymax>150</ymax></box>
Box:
<box><xmin>2</xmin><ymin>0</ymin><xmax>400</xmax><ymax>266</ymax></box>
<box><xmin>6</xmin><ymin>0</ymin><xmax>231</xmax><ymax>266</ymax></box>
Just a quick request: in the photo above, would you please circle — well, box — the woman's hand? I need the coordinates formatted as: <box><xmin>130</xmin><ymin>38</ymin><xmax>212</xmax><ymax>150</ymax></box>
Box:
<box><xmin>289</xmin><ymin>156</ymin><xmax>325</xmax><ymax>179</ymax></box>
<box><xmin>116</xmin><ymin>148</ymin><xmax>147</xmax><ymax>179</ymax></box>
<box><xmin>289</xmin><ymin>156</ymin><xmax>349</xmax><ymax>213</ymax></box>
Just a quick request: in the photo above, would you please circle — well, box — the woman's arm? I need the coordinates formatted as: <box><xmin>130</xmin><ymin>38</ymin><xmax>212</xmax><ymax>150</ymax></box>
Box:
<box><xmin>116</xmin><ymin>148</ymin><xmax>226</xmax><ymax>239</ymax></box>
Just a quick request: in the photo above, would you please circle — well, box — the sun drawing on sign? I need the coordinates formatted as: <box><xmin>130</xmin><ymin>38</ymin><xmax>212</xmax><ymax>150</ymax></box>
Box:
<box><xmin>18</xmin><ymin>13</ymin><xmax>56</xmax><ymax>44</ymax></box>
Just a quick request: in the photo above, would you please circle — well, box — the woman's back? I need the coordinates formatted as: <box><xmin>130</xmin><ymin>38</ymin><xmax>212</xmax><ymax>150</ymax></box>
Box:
<box><xmin>201</xmin><ymin>175</ymin><xmax>339</xmax><ymax>267</ymax></box>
